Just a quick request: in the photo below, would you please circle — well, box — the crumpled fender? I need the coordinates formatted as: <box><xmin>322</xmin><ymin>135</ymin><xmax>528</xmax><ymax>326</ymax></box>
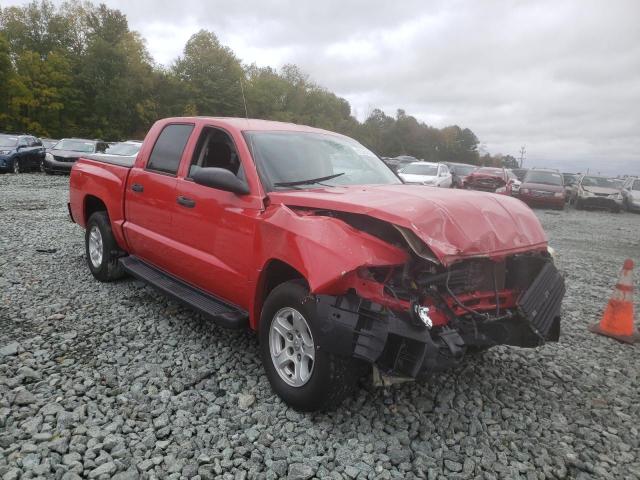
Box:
<box><xmin>254</xmin><ymin>205</ymin><xmax>407</xmax><ymax>295</ymax></box>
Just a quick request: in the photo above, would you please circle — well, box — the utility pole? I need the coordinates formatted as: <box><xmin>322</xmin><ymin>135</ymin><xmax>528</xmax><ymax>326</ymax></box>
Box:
<box><xmin>518</xmin><ymin>145</ymin><xmax>526</xmax><ymax>168</ymax></box>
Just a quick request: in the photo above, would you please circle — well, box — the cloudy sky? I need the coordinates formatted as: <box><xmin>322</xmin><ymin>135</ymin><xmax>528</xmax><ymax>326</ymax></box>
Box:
<box><xmin>8</xmin><ymin>0</ymin><xmax>640</xmax><ymax>174</ymax></box>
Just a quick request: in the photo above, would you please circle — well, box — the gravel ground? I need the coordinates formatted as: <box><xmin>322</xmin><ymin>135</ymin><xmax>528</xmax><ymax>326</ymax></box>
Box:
<box><xmin>1</xmin><ymin>172</ymin><xmax>639</xmax><ymax>480</ymax></box>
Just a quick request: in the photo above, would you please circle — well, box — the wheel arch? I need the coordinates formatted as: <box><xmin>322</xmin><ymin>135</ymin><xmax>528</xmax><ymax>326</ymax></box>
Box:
<box><xmin>252</xmin><ymin>258</ymin><xmax>307</xmax><ymax>330</ymax></box>
<box><xmin>84</xmin><ymin>195</ymin><xmax>108</xmax><ymax>224</ymax></box>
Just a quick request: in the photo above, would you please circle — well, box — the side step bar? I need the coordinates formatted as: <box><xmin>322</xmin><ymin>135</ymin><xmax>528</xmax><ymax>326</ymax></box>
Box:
<box><xmin>119</xmin><ymin>256</ymin><xmax>248</xmax><ymax>330</ymax></box>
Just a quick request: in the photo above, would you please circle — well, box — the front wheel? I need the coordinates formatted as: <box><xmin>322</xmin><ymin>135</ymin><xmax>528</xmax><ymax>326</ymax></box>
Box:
<box><xmin>259</xmin><ymin>281</ymin><xmax>360</xmax><ymax>411</ymax></box>
<box><xmin>85</xmin><ymin>211</ymin><xmax>127</xmax><ymax>282</ymax></box>
<box><xmin>12</xmin><ymin>160</ymin><xmax>20</xmax><ymax>174</ymax></box>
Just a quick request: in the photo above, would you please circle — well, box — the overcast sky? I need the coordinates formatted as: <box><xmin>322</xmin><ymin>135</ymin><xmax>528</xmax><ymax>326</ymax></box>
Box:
<box><xmin>7</xmin><ymin>0</ymin><xmax>640</xmax><ymax>174</ymax></box>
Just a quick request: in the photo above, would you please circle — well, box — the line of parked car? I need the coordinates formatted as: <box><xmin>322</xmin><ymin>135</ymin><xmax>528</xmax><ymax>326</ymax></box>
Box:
<box><xmin>382</xmin><ymin>156</ymin><xmax>639</xmax><ymax>213</ymax></box>
<box><xmin>3</xmin><ymin>132</ymin><xmax>638</xmax><ymax>214</ymax></box>
<box><xmin>0</xmin><ymin>133</ymin><xmax>142</xmax><ymax>175</ymax></box>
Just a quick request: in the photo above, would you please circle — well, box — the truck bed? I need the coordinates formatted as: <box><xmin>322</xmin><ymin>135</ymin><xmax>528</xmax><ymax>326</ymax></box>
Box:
<box><xmin>81</xmin><ymin>153</ymin><xmax>137</xmax><ymax>168</ymax></box>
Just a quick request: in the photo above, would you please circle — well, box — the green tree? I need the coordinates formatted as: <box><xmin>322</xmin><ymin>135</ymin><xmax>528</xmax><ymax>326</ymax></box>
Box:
<box><xmin>6</xmin><ymin>49</ymin><xmax>72</xmax><ymax>135</ymax></box>
<box><xmin>0</xmin><ymin>32</ymin><xmax>12</xmax><ymax>126</ymax></box>
<box><xmin>173</xmin><ymin>30</ymin><xmax>245</xmax><ymax>117</ymax></box>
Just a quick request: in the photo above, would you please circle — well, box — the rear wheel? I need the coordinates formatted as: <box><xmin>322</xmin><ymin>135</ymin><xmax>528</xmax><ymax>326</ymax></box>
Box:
<box><xmin>85</xmin><ymin>211</ymin><xmax>126</xmax><ymax>282</ymax></box>
<box><xmin>12</xmin><ymin>159</ymin><xmax>20</xmax><ymax>174</ymax></box>
<box><xmin>259</xmin><ymin>280</ymin><xmax>360</xmax><ymax>411</ymax></box>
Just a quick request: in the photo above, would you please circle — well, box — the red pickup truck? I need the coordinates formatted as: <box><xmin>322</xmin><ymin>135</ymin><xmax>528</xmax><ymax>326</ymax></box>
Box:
<box><xmin>69</xmin><ymin>117</ymin><xmax>565</xmax><ymax>411</ymax></box>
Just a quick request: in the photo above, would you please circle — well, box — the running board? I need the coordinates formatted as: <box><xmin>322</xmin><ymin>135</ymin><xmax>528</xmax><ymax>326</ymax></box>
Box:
<box><xmin>119</xmin><ymin>256</ymin><xmax>248</xmax><ymax>330</ymax></box>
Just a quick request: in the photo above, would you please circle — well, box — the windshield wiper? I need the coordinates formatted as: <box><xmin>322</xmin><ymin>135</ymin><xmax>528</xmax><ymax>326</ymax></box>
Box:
<box><xmin>274</xmin><ymin>172</ymin><xmax>345</xmax><ymax>188</ymax></box>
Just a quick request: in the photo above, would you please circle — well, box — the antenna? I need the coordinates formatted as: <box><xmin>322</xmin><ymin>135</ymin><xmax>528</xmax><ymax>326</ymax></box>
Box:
<box><xmin>239</xmin><ymin>78</ymin><xmax>249</xmax><ymax>120</ymax></box>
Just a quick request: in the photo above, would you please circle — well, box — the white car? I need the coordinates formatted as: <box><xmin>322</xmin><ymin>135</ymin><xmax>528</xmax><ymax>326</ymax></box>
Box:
<box><xmin>398</xmin><ymin>162</ymin><xmax>453</xmax><ymax>188</ymax></box>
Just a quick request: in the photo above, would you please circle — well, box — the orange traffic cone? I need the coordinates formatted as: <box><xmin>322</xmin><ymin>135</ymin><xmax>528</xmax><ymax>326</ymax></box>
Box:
<box><xmin>589</xmin><ymin>259</ymin><xmax>639</xmax><ymax>343</ymax></box>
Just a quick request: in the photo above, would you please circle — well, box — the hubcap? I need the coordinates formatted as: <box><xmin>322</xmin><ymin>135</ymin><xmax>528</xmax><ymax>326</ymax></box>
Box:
<box><xmin>88</xmin><ymin>226</ymin><xmax>104</xmax><ymax>268</ymax></box>
<box><xmin>13</xmin><ymin>161</ymin><xmax>19</xmax><ymax>174</ymax></box>
<box><xmin>269</xmin><ymin>307</ymin><xmax>315</xmax><ymax>387</ymax></box>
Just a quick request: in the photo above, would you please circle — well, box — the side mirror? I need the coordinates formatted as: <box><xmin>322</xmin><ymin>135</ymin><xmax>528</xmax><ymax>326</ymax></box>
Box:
<box><xmin>192</xmin><ymin>167</ymin><xmax>250</xmax><ymax>195</ymax></box>
<box><xmin>17</xmin><ymin>144</ymin><xmax>26</xmax><ymax>150</ymax></box>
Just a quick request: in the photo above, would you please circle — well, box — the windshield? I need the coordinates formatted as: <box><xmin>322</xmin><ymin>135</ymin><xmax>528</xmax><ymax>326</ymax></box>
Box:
<box><xmin>524</xmin><ymin>171</ymin><xmax>563</xmax><ymax>186</ymax></box>
<box><xmin>0</xmin><ymin>135</ymin><xmax>18</xmax><ymax>147</ymax></box>
<box><xmin>452</xmin><ymin>165</ymin><xmax>476</xmax><ymax>175</ymax></box>
<box><xmin>42</xmin><ymin>139</ymin><xmax>58</xmax><ymax>149</ymax></box>
<box><xmin>581</xmin><ymin>176</ymin><xmax>619</xmax><ymax>188</ymax></box>
<box><xmin>245</xmin><ymin>131</ymin><xmax>400</xmax><ymax>190</ymax></box>
<box><xmin>401</xmin><ymin>164</ymin><xmax>438</xmax><ymax>176</ymax></box>
<box><xmin>105</xmin><ymin>142</ymin><xmax>141</xmax><ymax>156</ymax></box>
<box><xmin>53</xmin><ymin>139</ymin><xmax>96</xmax><ymax>153</ymax></box>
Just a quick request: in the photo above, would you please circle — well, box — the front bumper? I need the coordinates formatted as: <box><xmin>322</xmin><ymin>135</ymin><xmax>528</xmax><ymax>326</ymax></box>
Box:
<box><xmin>0</xmin><ymin>155</ymin><xmax>15</xmax><ymax>172</ymax></box>
<box><xmin>315</xmin><ymin>260</ymin><xmax>564</xmax><ymax>378</ymax></box>
<box><xmin>519</xmin><ymin>193</ymin><xmax>565</xmax><ymax>209</ymax></box>
<box><xmin>579</xmin><ymin>196</ymin><xmax>622</xmax><ymax>210</ymax></box>
<box><xmin>43</xmin><ymin>157</ymin><xmax>76</xmax><ymax>173</ymax></box>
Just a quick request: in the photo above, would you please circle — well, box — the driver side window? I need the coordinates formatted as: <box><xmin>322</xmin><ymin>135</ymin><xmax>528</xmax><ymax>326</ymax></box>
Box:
<box><xmin>188</xmin><ymin>126</ymin><xmax>244</xmax><ymax>181</ymax></box>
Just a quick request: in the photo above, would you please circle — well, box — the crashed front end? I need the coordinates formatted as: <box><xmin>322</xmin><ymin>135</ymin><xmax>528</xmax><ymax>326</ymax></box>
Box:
<box><xmin>296</xmin><ymin>209</ymin><xmax>565</xmax><ymax>380</ymax></box>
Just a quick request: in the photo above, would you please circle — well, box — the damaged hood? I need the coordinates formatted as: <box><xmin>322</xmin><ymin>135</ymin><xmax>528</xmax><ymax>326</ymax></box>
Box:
<box><xmin>269</xmin><ymin>185</ymin><xmax>548</xmax><ymax>265</ymax></box>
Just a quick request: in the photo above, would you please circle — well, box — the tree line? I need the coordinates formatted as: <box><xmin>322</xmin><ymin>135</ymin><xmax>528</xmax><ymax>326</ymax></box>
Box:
<box><xmin>0</xmin><ymin>0</ymin><xmax>512</xmax><ymax>166</ymax></box>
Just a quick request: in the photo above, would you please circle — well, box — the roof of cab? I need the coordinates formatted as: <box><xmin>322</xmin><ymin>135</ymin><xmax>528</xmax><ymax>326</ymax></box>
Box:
<box><xmin>161</xmin><ymin>117</ymin><xmax>343</xmax><ymax>136</ymax></box>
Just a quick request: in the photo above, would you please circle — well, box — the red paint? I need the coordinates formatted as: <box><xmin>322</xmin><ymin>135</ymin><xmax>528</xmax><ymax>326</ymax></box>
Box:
<box><xmin>69</xmin><ymin>117</ymin><xmax>549</xmax><ymax>329</ymax></box>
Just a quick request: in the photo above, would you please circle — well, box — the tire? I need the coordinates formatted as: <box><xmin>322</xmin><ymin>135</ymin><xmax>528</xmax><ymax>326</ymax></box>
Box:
<box><xmin>575</xmin><ymin>199</ymin><xmax>583</xmax><ymax>210</ymax></box>
<box><xmin>12</xmin><ymin>159</ymin><xmax>20</xmax><ymax>174</ymax></box>
<box><xmin>85</xmin><ymin>211</ymin><xmax>127</xmax><ymax>282</ymax></box>
<box><xmin>259</xmin><ymin>280</ymin><xmax>360</xmax><ymax>411</ymax></box>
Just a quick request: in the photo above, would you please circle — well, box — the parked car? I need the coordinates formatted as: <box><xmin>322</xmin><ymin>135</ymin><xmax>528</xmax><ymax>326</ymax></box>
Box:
<box><xmin>572</xmin><ymin>175</ymin><xmax>624</xmax><ymax>212</ymax></box>
<box><xmin>0</xmin><ymin>133</ymin><xmax>46</xmax><ymax>173</ymax></box>
<box><xmin>445</xmin><ymin>162</ymin><xmax>477</xmax><ymax>188</ymax></box>
<box><xmin>43</xmin><ymin>138</ymin><xmax>108</xmax><ymax>174</ymax></box>
<box><xmin>398</xmin><ymin>162</ymin><xmax>452</xmax><ymax>187</ymax></box>
<box><xmin>68</xmin><ymin>117</ymin><xmax>564</xmax><ymax>411</ymax></box>
<box><xmin>464</xmin><ymin>167</ymin><xmax>516</xmax><ymax>195</ymax></box>
<box><xmin>518</xmin><ymin>169</ymin><xmax>565</xmax><ymax>210</ymax></box>
<box><xmin>384</xmin><ymin>155</ymin><xmax>419</xmax><ymax>173</ymax></box>
<box><xmin>103</xmin><ymin>140</ymin><xmax>143</xmax><ymax>156</ymax></box>
<box><xmin>621</xmin><ymin>176</ymin><xmax>640</xmax><ymax>212</ymax></box>
<box><xmin>41</xmin><ymin>138</ymin><xmax>59</xmax><ymax>150</ymax></box>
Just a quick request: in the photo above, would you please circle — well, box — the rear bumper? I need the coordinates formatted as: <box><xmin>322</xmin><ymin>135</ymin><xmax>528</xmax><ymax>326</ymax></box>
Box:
<box><xmin>44</xmin><ymin>157</ymin><xmax>75</xmax><ymax>173</ymax></box>
<box><xmin>315</xmin><ymin>261</ymin><xmax>565</xmax><ymax>378</ymax></box>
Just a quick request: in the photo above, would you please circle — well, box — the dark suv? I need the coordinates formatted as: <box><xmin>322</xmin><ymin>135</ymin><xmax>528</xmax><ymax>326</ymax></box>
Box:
<box><xmin>43</xmin><ymin>138</ymin><xmax>108</xmax><ymax>174</ymax></box>
<box><xmin>0</xmin><ymin>134</ymin><xmax>46</xmax><ymax>173</ymax></box>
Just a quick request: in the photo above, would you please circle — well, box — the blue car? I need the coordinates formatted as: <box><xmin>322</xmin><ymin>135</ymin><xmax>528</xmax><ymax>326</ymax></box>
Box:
<box><xmin>0</xmin><ymin>134</ymin><xmax>46</xmax><ymax>173</ymax></box>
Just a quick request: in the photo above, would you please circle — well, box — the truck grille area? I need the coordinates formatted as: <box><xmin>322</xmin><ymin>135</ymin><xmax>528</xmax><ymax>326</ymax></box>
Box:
<box><xmin>517</xmin><ymin>261</ymin><xmax>565</xmax><ymax>339</ymax></box>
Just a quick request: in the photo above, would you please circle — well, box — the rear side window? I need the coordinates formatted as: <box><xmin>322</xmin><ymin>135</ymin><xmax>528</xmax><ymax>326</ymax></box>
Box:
<box><xmin>147</xmin><ymin>124</ymin><xmax>194</xmax><ymax>175</ymax></box>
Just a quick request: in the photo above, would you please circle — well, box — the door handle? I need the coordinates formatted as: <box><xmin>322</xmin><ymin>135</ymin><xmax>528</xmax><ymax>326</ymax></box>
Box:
<box><xmin>177</xmin><ymin>196</ymin><xmax>196</xmax><ymax>208</ymax></box>
<box><xmin>131</xmin><ymin>184</ymin><xmax>144</xmax><ymax>193</ymax></box>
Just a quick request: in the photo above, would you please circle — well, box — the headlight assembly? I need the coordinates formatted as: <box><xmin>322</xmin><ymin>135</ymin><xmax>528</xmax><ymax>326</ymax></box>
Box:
<box><xmin>45</xmin><ymin>152</ymin><xmax>53</xmax><ymax>161</ymax></box>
